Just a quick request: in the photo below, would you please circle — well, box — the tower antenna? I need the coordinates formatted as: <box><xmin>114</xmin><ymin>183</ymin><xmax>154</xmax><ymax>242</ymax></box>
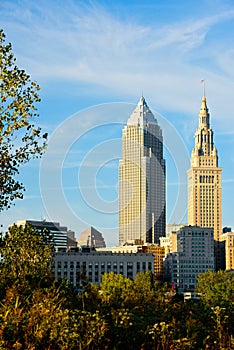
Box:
<box><xmin>201</xmin><ymin>79</ymin><xmax>206</xmax><ymax>97</ymax></box>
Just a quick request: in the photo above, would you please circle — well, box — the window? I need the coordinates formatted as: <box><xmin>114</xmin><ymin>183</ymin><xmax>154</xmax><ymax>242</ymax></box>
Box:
<box><xmin>107</xmin><ymin>262</ymin><xmax>111</xmax><ymax>272</ymax></box>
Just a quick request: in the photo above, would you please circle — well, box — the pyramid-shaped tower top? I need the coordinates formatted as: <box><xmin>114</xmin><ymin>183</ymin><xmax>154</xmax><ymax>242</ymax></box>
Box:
<box><xmin>127</xmin><ymin>96</ymin><xmax>158</xmax><ymax>127</ymax></box>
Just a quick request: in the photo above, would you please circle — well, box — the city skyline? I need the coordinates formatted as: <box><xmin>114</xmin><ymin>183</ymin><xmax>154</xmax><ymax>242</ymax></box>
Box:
<box><xmin>1</xmin><ymin>0</ymin><xmax>234</xmax><ymax>246</ymax></box>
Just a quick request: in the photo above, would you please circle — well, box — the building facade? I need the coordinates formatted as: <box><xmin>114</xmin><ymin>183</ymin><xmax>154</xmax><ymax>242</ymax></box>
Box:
<box><xmin>187</xmin><ymin>95</ymin><xmax>222</xmax><ymax>243</ymax></box>
<box><xmin>97</xmin><ymin>243</ymin><xmax>164</xmax><ymax>281</ymax></box>
<box><xmin>220</xmin><ymin>228</ymin><xmax>234</xmax><ymax>270</ymax></box>
<box><xmin>163</xmin><ymin>226</ymin><xmax>215</xmax><ymax>293</ymax></box>
<box><xmin>16</xmin><ymin>220</ymin><xmax>73</xmax><ymax>249</ymax></box>
<box><xmin>160</xmin><ymin>224</ymin><xmax>187</xmax><ymax>256</ymax></box>
<box><xmin>140</xmin><ymin>244</ymin><xmax>165</xmax><ymax>281</ymax></box>
<box><xmin>53</xmin><ymin>250</ymin><xmax>154</xmax><ymax>288</ymax></box>
<box><xmin>119</xmin><ymin>96</ymin><xmax>166</xmax><ymax>245</ymax></box>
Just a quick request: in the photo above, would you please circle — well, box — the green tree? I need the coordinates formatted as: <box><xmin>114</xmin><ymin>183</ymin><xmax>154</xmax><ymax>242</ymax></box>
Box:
<box><xmin>0</xmin><ymin>224</ymin><xmax>54</xmax><ymax>293</ymax></box>
<box><xmin>196</xmin><ymin>270</ymin><xmax>234</xmax><ymax>349</ymax></box>
<box><xmin>100</xmin><ymin>272</ymin><xmax>134</xmax><ymax>308</ymax></box>
<box><xmin>0</xmin><ymin>29</ymin><xmax>47</xmax><ymax>210</ymax></box>
<box><xmin>196</xmin><ymin>270</ymin><xmax>234</xmax><ymax>308</ymax></box>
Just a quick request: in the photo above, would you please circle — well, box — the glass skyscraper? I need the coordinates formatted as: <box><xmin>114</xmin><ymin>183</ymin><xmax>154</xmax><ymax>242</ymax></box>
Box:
<box><xmin>119</xmin><ymin>97</ymin><xmax>166</xmax><ymax>244</ymax></box>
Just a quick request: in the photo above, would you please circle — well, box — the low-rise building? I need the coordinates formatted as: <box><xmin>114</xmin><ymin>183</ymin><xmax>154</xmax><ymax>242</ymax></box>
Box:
<box><xmin>220</xmin><ymin>228</ymin><xmax>234</xmax><ymax>271</ymax></box>
<box><xmin>97</xmin><ymin>242</ymin><xmax>164</xmax><ymax>281</ymax></box>
<box><xmin>96</xmin><ymin>243</ymin><xmax>140</xmax><ymax>254</ymax></box>
<box><xmin>53</xmin><ymin>249</ymin><xmax>154</xmax><ymax>288</ymax></box>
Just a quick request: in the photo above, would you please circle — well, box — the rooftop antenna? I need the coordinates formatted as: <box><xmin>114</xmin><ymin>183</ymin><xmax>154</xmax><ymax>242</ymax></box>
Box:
<box><xmin>201</xmin><ymin>79</ymin><xmax>206</xmax><ymax>97</ymax></box>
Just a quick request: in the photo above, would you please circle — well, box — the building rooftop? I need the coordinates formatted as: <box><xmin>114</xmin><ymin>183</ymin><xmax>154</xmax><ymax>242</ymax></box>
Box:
<box><xmin>127</xmin><ymin>96</ymin><xmax>158</xmax><ymax>128</ymax></box>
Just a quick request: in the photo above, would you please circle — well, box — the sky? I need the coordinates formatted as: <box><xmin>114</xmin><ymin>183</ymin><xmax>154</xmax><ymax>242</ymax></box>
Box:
<box><xmin>1</xmin><ymin>0</ymin><xmax>234</xmax><ymax>246</ymax></box>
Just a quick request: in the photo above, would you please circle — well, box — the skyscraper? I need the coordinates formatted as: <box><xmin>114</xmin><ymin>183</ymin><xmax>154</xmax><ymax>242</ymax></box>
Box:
<box><xmin>187</xmin><ymin>93</ymin><xmax>222</xmax><ymax>243</ymax></box>
<box><xmin>119</xmin><ymin>96</ymin><xmax>166</xmax><ymax>244</ymax></box>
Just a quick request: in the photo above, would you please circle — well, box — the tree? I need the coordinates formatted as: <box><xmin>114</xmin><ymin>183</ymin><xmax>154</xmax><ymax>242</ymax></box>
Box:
<box><xmin>0</xmin><ymin>224</ymin><xmax>54</xmax><ymax>293</ymax></box>
<box><xmin>196</xmin><ymin>270</ymin><xmax>234</xmax><ymax>349</ymax></box>
<box><xmin>0</xmin><ymin>29</ymin><xmax>47</xmax><ymax>211</ymax></box>
<box><xmin>196</xmin><ymin>270</ymin><xmax>234</xmax><ymax>308</ymax></box>
<box><xmin>99</xmin><ymin>272</ymin><xmax>134</xmax><ymax>308</ymax></box>
<box><xmin>133</xmin><ymin>271</ymin><xmax>154</xmax><ymax>304</ymax></box>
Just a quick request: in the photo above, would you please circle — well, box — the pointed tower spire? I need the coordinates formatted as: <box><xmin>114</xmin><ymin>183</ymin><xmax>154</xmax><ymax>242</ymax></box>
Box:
<box><xmin>193</xmin><ymin>91</ymin><xmax>214</xmax><ymax>158</ymax></box>
<box><xmin>199</xmin><ymin>81</ymin><xmax>210</xmax><ymax>128</ymax></box>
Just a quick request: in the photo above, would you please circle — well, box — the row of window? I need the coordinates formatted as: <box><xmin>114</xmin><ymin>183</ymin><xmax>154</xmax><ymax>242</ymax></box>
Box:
<box><xmin>182</xmin><ymin>231</ymin><xmax>213</xmax><ymax>236</ymax></box>
<box><xmin>56</xmin><ymin>261</ymin><xmax>152</xmax><ymax>269</ymax></box>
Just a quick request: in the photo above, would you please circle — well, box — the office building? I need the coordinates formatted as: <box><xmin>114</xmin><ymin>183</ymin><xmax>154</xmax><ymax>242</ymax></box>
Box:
<box><xmin>15</xmin><ymin>220</ymin><xmax>74</xmax><ymax>250</ymax></box>
<box><xmin>119</xmin><ymin>96</ymin><xmax>166</xmax><ymax>245</ymax></box>
<box><xmin>97</xmin><ymin>242</ymin><xmax>164</xmax><ymax>281</ymax></box>
<box><xmin>163</xmin><ymin>225</ymin><xmax>215</xmax><ymax>293</ymax></box>
<box><xmin>53</xmin><ymin>250</ymin><xmax>154</xmax><ymax>288</ymax></box>
<box><xmin>140</xmin><ymin>244</ymin><xmax>165</xmax><ymax>281</ymax></box>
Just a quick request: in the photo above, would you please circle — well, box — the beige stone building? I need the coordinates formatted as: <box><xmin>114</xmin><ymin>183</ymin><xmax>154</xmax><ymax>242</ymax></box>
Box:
<box><xmin>187</xmin><ymin>95</ymin><xmax>222</xmax><ymax>243</ymax></box>
<box><xmin>119</xmin><ymin>96</ymin><xmax>166</xmax><ymax>245</ymax></box>
<box><xmin>220</xmin><ymin>229</ymin><xmax>234</xmax><ymax>270</ymax></box>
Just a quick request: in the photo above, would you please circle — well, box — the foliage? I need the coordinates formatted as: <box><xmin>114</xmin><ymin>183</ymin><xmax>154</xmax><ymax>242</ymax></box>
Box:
<box><xmin>0</xmin><ymin>285</ymin><xmax>66</xmax><ymax>349</ymax></box>
<box><xmin>0</xmin><ymin>29</ymin><xmax>47</xmax><ymax>210</ymax></box>
<box><xmin>133</xmin><ymin>270</ymin><xmax>155</xmax><ymax>304</ymax></box>
<box><xmin>196</xmin><ymin>269</ymin><xmax>234</xmax><ymax>308</ymax></box>
<box><xmin>100</xmin><ymin>272</ymin><xmax>134</xmax><ymax>307</ymax></box>
<box><xmin>0</xmin><ymin>225</ymin><xmax>233</xmax><ymax>349</ymax></box>
<box><xmin>0</xmin><ymin>224</ymin><xmax>54</xmax><ymax>293</ymax></box>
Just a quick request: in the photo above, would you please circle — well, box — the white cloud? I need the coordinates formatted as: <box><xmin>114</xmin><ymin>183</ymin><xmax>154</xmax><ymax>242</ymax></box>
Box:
<box><xmin>2</xmin><ymin>0</ymin><xmax>234</xmax><ymax>130</ymax></box>
<box><xmin>64</xmin><ymin>183</ymin><xmax>117</xmax><ymax>190</ymax></box>
<box><xmin>1</xmin><ymin>0</ymin><xmax>234</xmax><ymax>236</ymax></box>
<box><xmin>63</xmin><ymin>160</ymin><xmax>119</xmax><ymax>169</ymax></box>
<box><xmin>223</xmin><ymin>178</ymin><xmax>234</xmax><ymax>183</ymax></box>
<box><xmin>150</xmin><ymin>10</ymin><xmax>234</xmax><ymax>50</ymax></box>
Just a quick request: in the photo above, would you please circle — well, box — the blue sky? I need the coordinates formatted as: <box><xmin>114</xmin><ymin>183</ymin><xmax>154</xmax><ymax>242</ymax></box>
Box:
<box><xmin>1</xmin><ymin>0</ymin><xmax>234</xmax><ymax>246</ymax></box>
